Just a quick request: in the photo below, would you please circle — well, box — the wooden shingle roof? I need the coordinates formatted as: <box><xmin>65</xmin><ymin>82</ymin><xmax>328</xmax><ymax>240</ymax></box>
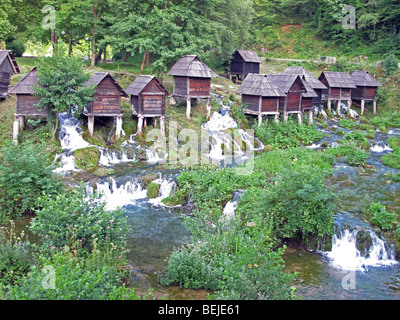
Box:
<box><xmin>167</xmin><ymin>55</ymin><xmax>218</xmax><ymax>78</ymax></box>
<box><xmin>0</xmin><ymin>50</ymin><xmax>20</xmax><ymax>74</ymax></box>
<box><xmin>284</xmin><ymin>66</ymin><xmax>327</xmax><ymax>90</ymax></box>
<box><xmin>125</xmin><ymin>75</ymin><xmax>168</xmax><ymax>96</ymax></box>
<box><xmin>85</xmin><ymin>72</ymin><xmax>127</xmax><ymax>97</ymax></box>
<box><xmin>351</xmin><ymin>71</ymin><xmax>381</xmax><ymax>87</ymax></box>
<box><xmin>266</xmin><ymin>74</ymin><xmax>306</xmax><ymax>93</ymax></box>
<box><xmin>237</xmin><ymin>73</ymin><xmax>286</xmax><ymax>97</ymax></box>
<box><xmin>234</xmin><ymin>49</ymin><xmax>262</xmax><ymax>63</ymax></box>
<box><xmin>301</xmin><ymin>80</ymin><xmax>318</xmax><ymax>98</ymax></box>
<box><xmin>319</xmin><ymin>71</ymin><xmax>356</xmax><ymax>89</ymax></box>
<box><xmin>9</xmin><ymin>67</ymin><xmax>41</xmax><ymax>94</ymax></box>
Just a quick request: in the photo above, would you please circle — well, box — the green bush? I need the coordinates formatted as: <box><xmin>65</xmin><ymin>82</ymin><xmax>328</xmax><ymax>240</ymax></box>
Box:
<box><xmin>369</xmin><ymin>202</ymin><xmax>397</xmax><ymax>231</ymax></box>
<box><xmin>325</xmin><ymin>142</ymin><xmax>369</xmax><ymax>166</ymax></box>
<box><xmin>2</xmin><ymin>248</ymin><xmax>145</xmax><ymax>300</ymax></box>
<box><xmin>146</xmin><ymin>182</ymin><xmax>160</xmax><ymax>199</ymax></box>
<box><xmin>74</xmin><ymin>147</ymin><xmax>100</xmax><ymax>170</ymax></box>
<box><xmin>6</xmin><ymin>39</ymin><xmax>25</xmax><ymax>57</ymax></box>
<box><xmin>382</xmin><ymin>147</ymin><xmax>400</xmax><ymax>169</ymax></box>
<box><xmin>0</xmin><ymin>140</ymin><xmax>62</xmax><ymax>221</ymax></box>
<box><xmin>383</xmin><ymin>52</ymin><xmax>399</xmax><ymax>76</ymax></box>
<box><xmin>29</xmin><ymin>186</ymin><xmax>130</xmax><ymax>255</ymax></box>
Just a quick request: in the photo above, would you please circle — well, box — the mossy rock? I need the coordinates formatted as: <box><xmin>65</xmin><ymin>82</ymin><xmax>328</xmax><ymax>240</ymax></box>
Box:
<box><xmin>147</xmin><ymin>182</ymin><xmax>160</xmax><ymax>199</ymax></box>
<box><xmin>74</xmin><ymin>147</ymin><xmax>100</xmax><ymax>170</ymax></box>
<box><xmin>139</xmin><ymin>173</ymin><xmax>159</xmax><ymax>187</ymax></box>
<box><xmin>94</xmin><ymin>167</ymin><xmax>115</xmax><ymax>177</ymax></box>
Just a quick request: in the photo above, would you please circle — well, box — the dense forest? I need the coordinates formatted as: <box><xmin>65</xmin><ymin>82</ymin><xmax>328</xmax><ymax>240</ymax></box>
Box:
<box><xmin>1</xmin><ymin>0</ymin><xmax>399</xmax><ymax>72</ymax></box>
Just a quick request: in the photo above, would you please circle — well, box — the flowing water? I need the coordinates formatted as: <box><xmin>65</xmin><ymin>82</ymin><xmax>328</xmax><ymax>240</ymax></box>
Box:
<box><xmin>12</xmin><ymin>102</ymin><xmax>400</xmax><ymax>299</ymax></box>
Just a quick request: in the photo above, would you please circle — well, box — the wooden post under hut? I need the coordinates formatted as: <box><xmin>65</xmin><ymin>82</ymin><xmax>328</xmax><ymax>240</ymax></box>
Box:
<box><xmin>83</xmin><ymin>72</ymin><xmax>128</xmax><ymax>140</ymax></box>
<box><xmin>125</xmin><ymin>75</ymin><xmax>169</xmax><ymax>136</ymax></box>
<box><xmin>167</xmin><ymin>55</ymin><xmax>218</xmax><ymax>120</ymax></box>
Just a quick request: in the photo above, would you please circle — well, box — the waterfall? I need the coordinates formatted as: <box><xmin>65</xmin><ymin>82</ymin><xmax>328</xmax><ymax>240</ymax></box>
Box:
<box><xmin>370</xmin><ymin>142</ymin><xmax>393</xmax><ymax>153</ymax></box>
<box><xmin>221</xmin><ymin>190</ymin><xmax>244</xmax><ymax>222</ymax></box>
<box><xmin>324</xmin><ymin>228</ymin><xmax>398</xmax><ymax>271</ymax></box>
<box><xmin>148</xmin><ymin>176</ymin><xmax>177</xmax><ymax>206</ymax></box>
<box><xmin>91</xmin><ymin>177</ymin><xmax>147</xmax><ymax>211</ymax></box>
<box><xmin>53</xmin><ymin>112</ymin><xmax>91</xmax><ymax>173</ymax></box>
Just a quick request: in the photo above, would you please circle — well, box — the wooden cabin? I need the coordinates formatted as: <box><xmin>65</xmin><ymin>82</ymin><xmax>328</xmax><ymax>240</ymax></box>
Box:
<box><xmin>300</xmin><ymin>80</ymin><xmax>318</xmax><ymax>125</ymax></box>
<box><xmin>0</xmin><ymin>50</ymin><xmax>20</xmax><ymax>99</ymax></box>
<box><xmin>167</xmin><ymin>55</ymin><xmax>218</xmax><ymax>119</ymax></box>
<box><xmin>125</xmin><ymin>75</ymin><xmax>169</xmax><ymax>135</ymax></box>
<box><xmin>9</xmin><ymin>67</ymin><xmax>45</xmax><ymax>142</ymax></box>
<box><xmin>84</xmin><ymin>72</ymin><xmax>128</xmax><ymax>140</ymax></box>
<box><xmin>351</xmin><ymin>71</ymin><xmax>381</xmax><ymax>115</ymax></box>
<box><xmin>284</xmin><ymin>66</ymin><xmax>327</xmax><ymax>107</ymax></box>
<box><xmin>237</xmin><ymin>73</ymin><xmax>285</xmax><ymax>126</ymax></box>
<box><xmin>266</xmin><ymin>74</ymin><xmax>306</xmax><ymax>124</ymax></box>
<box><xmin>229</xmin><ymin>49</ymin><xmax>262</xmax><ymax>82</ymax></box>
<box><xmin>318</xmin><ymin>71</ymin><xmax>356</xmax><ymax>114</ymax></box>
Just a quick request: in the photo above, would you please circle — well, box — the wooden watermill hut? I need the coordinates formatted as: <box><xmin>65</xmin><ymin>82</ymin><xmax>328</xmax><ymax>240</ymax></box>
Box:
<box><xmin>229</xmin><ymin>49</ymin><xmax>262</xmax><ymax>82</ymax></box>
<box><xmin>83</xmin><ymin>72</ymin><xmax>127</xmax><ymax>140</ymax></box>
<box><xmin>351</xmin><ymin>71</ymin><xmax>381</xmax><ymax>115</ymax></box>
<box><xmin>284</xmin><ymin>66</ymin><xmax>327</xmax><ymax>107</ymax></box>
<box><xmin>167</xmin><ymin>55</ymin><xmax>218</xmax><ymax>119</ymax></box>
<box><xmin>0</xmin><ymin>50</ymin><xmax>20</xmax><ymax>99</ymax></box>
<box><xmin>125</xmin><ymin>75</ymin><xmax>169</xmax><ymax>135</ymax></box>
<box><xmin>266</xmin><ymin>74</ymin><xmax>306</xmax><ymax>124</ymax></box>
<box><xmin>318</xmin><ymin>71</ymin><xmax>356</xmax><ymax>114</ymax></box>
<box><xmin>9</xmin><ymin>67</ymin><xmax>45</xmax><ymax>142</ymax></box>
<box><xmin>237</xmin><ymin>73</ymin><xmax>285</xmax><ymax>126</ymax></box>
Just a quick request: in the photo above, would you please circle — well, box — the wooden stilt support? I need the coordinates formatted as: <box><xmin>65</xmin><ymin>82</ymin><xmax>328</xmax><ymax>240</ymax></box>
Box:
<box><xmin>88</xmin><ymin>116</ymin><xmax>94</xmax><ymax>137</ymax></box>
<box><xmin>297</xmin><ymin>113</ymin><xmax>302</xmax><ymax>125</ymax></box>
<box><xmin>327</xmin><ymin>99</ymin><xmax>332</xmax><ymax>112</ymax></box>
<box><xmin>115</xmin><ymin>115</ymin><xmax>122</xmax><ymax>140</ymax></box>
<box><xmin>283</xmin><ymin>113</ymin><xmax>288</xmax><ymax>123</ymax></box>
<box><xmin>144</xmin><ymin>117</ymin><xmax>147</xmax><ymax>128</ymax></box>
<box><xmin>258</xmin><ymin>113</ymin><xmax>262</xmax><ymax>127</ymax></box>
<box><xmin>186</xmin><ymin>98</ymin><xmax>191</xmax><ymax>120</ymax></box>
<box><xmin>206</xmin><ymin>98</ymin><xmax>211</xmax><ymax>119</ymax></box>
<box><xmin>308</xmin><ymin>109</ymin><xmax>313</xmax><ymax>126</ymax></box>
<box><xmin>265</xmin><ymin>115</ymin><xmax>268</xmax><ymax>124</ymax></box>
<box><xmin>160</xmin><ymin>116</ymin><xmax>165</xmax><ymax>135</ymax></box>
<box><xmin>18</xmin><ymin>116</ymin><xmax>25</xmax><ymax>131</ymax></box>
<box><xmin>373</xmin><ymin>100</ymin><xmax>377</xmax><ymax>114</ymax></box>
<box><xmin>137</xmin><ymin>116</ymin><xmax>144</xmax><ymax>136</ymax></box>
<box><xmin>12</xmin><ymin>116</ymin><xmax>20</xmax><ymax>144</ymax></box>
<box><xmin>274</xmin><ymin>114</ymin><xmax>279</xmax><ymax>124</ymax></box>
<box><xmin>361</xmin><ymin>100</ymin><xmax>365</xmax><ymax>116</ymax></box>
<box><xmin>337</xmin><ymin>100</ymin><xmax>341</xmax><ymax>116</ymax></box>
<box><xmin>347</xmin><ymin>99</ymin><xmax>352</xmax><ymax>115</ymax></box>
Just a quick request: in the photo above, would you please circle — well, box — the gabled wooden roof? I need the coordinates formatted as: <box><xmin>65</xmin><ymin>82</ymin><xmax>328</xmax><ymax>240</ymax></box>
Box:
<box><xmin>301</xmin><ymin>79</ymin><xmax>318</xmax><ymax>98</ymax></box>
<box><xmin>9</xmin><ymin>67</ymin><xmax>41</xmax><ymax>94</ymax></box>
<box><xmin>237</xmin><ymin>73</ymin><xmax>286</xmax><ymax>97</ymax></box>
<box><xmin>351</xmin><ymin>71</ymin><xmax>381</xmax><ymax>87</ymax></box>
<box><xmin>319</xmin><ymin>71</ymin><xmax>356</xmax><ymax>89</ymax></box>
<box><xmin>284</xmin><ymin>66</ymin><xmax>327</xmax><ymax>90</ymax></box>
<box><xmin>266</xmin><ymin>74</ymin><xmax>306</xmax><ymax>93</ymax></box>
<box><xmin>125</xmin><ymin>75</ymin><xmax>168</xmax><ymax>96</ymax></box>
<box><xmin>85</xmin><ymin>72</ymin><xmax>128</xmax><ymax>97</ymax></box>
<box><xmin>0</xmin><ymin>50</ymin><xmax>20</xmax><ymax>74</ymax></box>
<box><xmin>167</xmin><ymin>55</ymin><xmax>218</xmax><ymax>78</ymax></box>
<box><xmin>234</xmin><ymin>49</ymin><xmax>262</xmax><ymax>63</ymax></box>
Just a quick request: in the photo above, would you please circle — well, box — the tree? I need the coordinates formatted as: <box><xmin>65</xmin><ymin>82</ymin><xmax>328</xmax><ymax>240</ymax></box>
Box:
<box><xmin>0</xmin><ymin>0</ymin><xmax>16</xmax><ymax>40</ymax></box>
<box><xmin>34</xmin><ymin>44</ymin><xmax>96</xmax><ymax>140</ymax></box>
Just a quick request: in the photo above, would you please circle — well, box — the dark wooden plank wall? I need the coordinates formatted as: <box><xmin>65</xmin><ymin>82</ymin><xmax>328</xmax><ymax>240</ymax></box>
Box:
<box><xmin>131</xmin><ymin>95</ymin><xmax>139</xmax><ymax>114</ymax></box>
<box><xmin>261</xmin><ymin>97</ymin><xmax>279</xmax><ymax>112</ymax></box>
<box><xmin>301</xmin><ymin>98</ymin><xmax>313</xmax><ymax>111</ymax></box>
<box><xmin>0</xmin><ymin>58</ymin><xmax>13</xmax><ymax>74</ymax></box>
<box><xmin>230</xmin><ymin>51</ymin><xmax>244</xmax><ymax>74</ymax></box>
<box><xmin>352</xmin><ymin>87</ymin><xmax>377</xmax><ymax>100</ymax></box>
<box><xmin>242</xmin><ymin>94</ymin><xmax>260</xmax><ymax>112</ymax></box>
<box><xmin>173</xmin><ymin>76</ymin><xmax>188</xmax><ymax>97</ymax></box>
<box><xmin>16</xmin><ymin>94</ymin><xmax>46</xmax><ymax>116</ymax></box>
<box><xmin>312</xmin><ymin>89</ymin><xmax>323</xmax><ymax>105</ymax></box>
<box><xmin>0</xmin><ymin>73</ymin><xmax>11</xmax><ymax>96</ymax></box>
<box><xmin>189</xmin><ymin>77</ymin><xmax>211</xmax><ymax>97</ymax></box>
<box><xmin>92</xmin><ymin>95</ymin><xmax>121</xmax><ymax>114</ymax></box>
<box><xmin>142</xmin><ymin>94</ymin><xmax>165</xmax><ymax>115</ymax></box>
<box><xmin>286</xmin><ymin>92</ymin><xmax>302</xmax><ymax>112</ymax></box>
<box><xmin>364</xmin><ymin>87</ymin><xmax>377</xmax><ymax>100</ymax></box>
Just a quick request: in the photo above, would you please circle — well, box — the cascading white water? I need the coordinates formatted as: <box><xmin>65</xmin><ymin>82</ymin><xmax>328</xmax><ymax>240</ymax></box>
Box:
<box><xmin>53</xmin><ymin>112</ymin><xmax>91</xmax><ymax>173</ymax></box>
<box><xmin>370</xmin><ymin>142</ymin><xmax>393</xmax><ymax>153</ymax></box>
<box><xmin>91</xmin><ymin>177</ymin><xmax>147</xmax><ymax>211</ymax></box>
<box><xmin>148</xmin><ymin>177</ymin><xmax>177</xmax><ymax>206</ymax></box>
<box><xmin>324</xmin><ymin>228</ymin><xmax>398</xmax><ymax>271</ymax></box>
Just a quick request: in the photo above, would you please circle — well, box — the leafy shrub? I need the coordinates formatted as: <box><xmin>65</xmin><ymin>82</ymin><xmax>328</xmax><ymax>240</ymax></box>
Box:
<box><xmin>343</xmin><ymin>131</ymin><xmax>369</xmax><ymax>149</ymax></box>
<box><xmin>74</xmin><ymin>147</ymin><xmax>100</xmax><ymax>170</ymax></box>
<box><xmin>325</xmin><ymin>142</ymin><xmax>369</xmax><ymax>166</ymax></box>
<box><xmin>369</xmin><ymin>202</ymin><xmax>397</xmax><ymax>231</ymax></box>
<box><xmin>0</xmin><ymin>140</ymin><xmax>62</xmax><ymax>221</ymax></box>
<box><xmin>6</xmin><ymin>39</ymin><xmax>25</xmax><ymax>57</ymax></box>
<box><xmin>3</xmin><ymin>248</ymin><xmax>146</xmax><ymax>300</ymax></box>
<box><xmin>382</xmin><ymin>147</ymin><xmax>400</xmax><ymax>169</ymax></box>
<box><xmin>29</xmin><ymin>186</ymin><xmax>130</xmax><ymax>255</ymax></box>
<box><xmin>146</xmin><ymin>182</ymin><xmax>160</xmax><ymax>199</ymax></box>
<box><xmin>383</xmin><ymin>52</ymin><xmax>398</xmax><ymax>76</ymax></box>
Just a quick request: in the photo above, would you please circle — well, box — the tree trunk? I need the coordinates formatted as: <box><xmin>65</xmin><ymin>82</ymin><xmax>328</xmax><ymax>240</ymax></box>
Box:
<box><xmin>68</xmin><ymin>36</ymin><xmax>73</xmax><ymax>56</ymax></box>
<box><xmin>146</xmin><ymin>50</ymin><xmax>150</xmax><ymax>68</ymax></box>
<box><xmin>103</xmin><ymin>45</ymin><xmax>107</xmax><ymax>63</ymax></box>
<box><xmin>50</xmin><ymin>111</ymin><xmax>59</xmax><ymax>142</ymax></box>
<box><xmin>141</xmin><ymin>49</ymin><xmax>148</xmax><ymax>71</ymax></box>
<box><xmin>123</xmin><ymin>51</ymin><xmax>131</xmax><ymax>62</ymax></box>
<box><xmin>91</xmin><ymin>4</ymin><xmax>97</xmax><ymax>67</ymax></box>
